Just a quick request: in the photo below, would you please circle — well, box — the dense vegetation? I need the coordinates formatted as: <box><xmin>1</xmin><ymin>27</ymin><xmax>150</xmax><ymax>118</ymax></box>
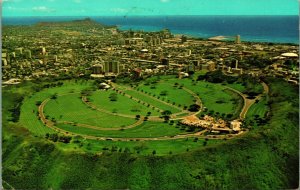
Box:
<box><xmin>2</xmin><ymin>77</ymin><xmax>298</xmax><ymax>189</ymax></box>
<box><xmin>198</xmin><ymin>70</ymin><xmax>263</xmax><ymax>96</ymax></box>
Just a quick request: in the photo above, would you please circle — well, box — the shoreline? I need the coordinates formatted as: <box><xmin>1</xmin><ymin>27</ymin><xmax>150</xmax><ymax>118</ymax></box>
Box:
<box><xmin>2</xmin><ymin>16</ymin><xmax>298</xmax><ymax>45</ymax></box>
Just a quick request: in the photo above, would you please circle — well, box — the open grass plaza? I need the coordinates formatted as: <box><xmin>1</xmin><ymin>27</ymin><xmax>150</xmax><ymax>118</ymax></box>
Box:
<box><xmin>14</xmin><ymin>73</ymin><xmax>269</xmax><ymax>155</ymax></box>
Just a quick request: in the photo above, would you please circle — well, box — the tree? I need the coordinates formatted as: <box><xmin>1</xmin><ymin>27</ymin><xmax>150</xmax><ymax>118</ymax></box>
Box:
<box><xmin>161</xmin><ymin>110</ymin><xmax>172</xmax><ymax>122</ymax></box>
<box><xmin>188</xmin><ymin>104</ymin><xmax>200</xmax><ymax>112</ymax></box>
<box><xmin>226</xmin><ymin>113</ymin><xmax>233</xmax><ymax>119</ymax></box>
<box><xmin>152</xmin><ymin>150</ymin><xmax>156</xmax><ymax>155</ymax></box>
<box><xmin>162</xmin><ymin>110</ymin><xmax>172</xmax><ymax>116</ymax></box>
<box><xmin>50</xmin><ymin>93</ymin><xmax>57</xmax><ymax>100</ymax></box>
<box><xmin>124</xmin><ymin>147</ymin><xmax>130</xmax><ymax>153</ymax></box>
<box><xmin>109</xmin><ymin>93</ymin><xmax>118</xmax><ymax>101</ymax></box>
<box><xmin>160</xmin><ymin>90</ymin><xmax>168</xmax><ymax>96</ymax></box>
<box><xmin>35</xmin><ymin>101</ymin><xmax>42</xmax><ymax>106</ymax></box>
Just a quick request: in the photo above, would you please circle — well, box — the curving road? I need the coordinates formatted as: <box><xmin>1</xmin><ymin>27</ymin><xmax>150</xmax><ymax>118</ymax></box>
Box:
<box><xmin>225</xmin><ymin>81</ymin><xmax>269</xmax><ymax>119</ymax></box>
<box><xmin>37</xmin><ymin>81</ymin><xmax>268</xmax><ymax>142</ymax></box>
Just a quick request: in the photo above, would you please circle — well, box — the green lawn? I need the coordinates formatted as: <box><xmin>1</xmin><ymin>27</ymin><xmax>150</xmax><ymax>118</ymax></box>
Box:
<box><xmin>124</xmin><ymin>89</ymin><xmax>181</xmax><ymax>114</ymax></box>
<box><xmin>226</xmin><ymin>82</ymin><xmax>246</xmax><ymax>92</ymax></box>
<box><xmin>18</xmin><ymin>78</ymin><xmax>244</xmax><ymax>136</ymax></box>
<box><xmin>58</xmin><ymin>137</ymin><xmax>223</xmax><ymax>156</ymax></box>
<box><xmin>3</xmin><ymin>77</ymin><xmax>298</xmax><ymax>190</ymax></box>
<box><xmin>179</xmin><ymin>80</ymin><xmax>242</xmax><ymax>116</ymax></box>
<box><xmin>44</xmin><ymin>93</ymin><xmax>136</xmax><ymax>128</ymax></box>
<box><xmin>19</xmin><ymin>80</ymin><xmax>93</xmax><ymax>135</ymax></box>
<box><xmin>56</xmin><ymin>121</ymin><xmax>191</xmax><ymax>138</ymax></box>
<box><xmin>137</xmin><ymin>82</ymin><xmax>195</xmax><ymax>108</ymax></box>
<box><xmin>89</xmin><ymin>90</ymin><xmax>158</xmax><ymax>116</ymax></box>
<box><xmin>246</xmin><ymin>95</ymin><xmax>269</xmax><ymax>119</ymax></box>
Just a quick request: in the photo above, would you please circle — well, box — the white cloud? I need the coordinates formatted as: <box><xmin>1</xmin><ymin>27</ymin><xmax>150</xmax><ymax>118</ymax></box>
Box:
<box><xmin>160</xmin><ymin>0</ymin><xmax>170</xmax><ymax>2</ymax></box>
<box><xmin>32</xmin><ymin>6</ymin><xmax>55</xmax><ymax>12</ymax></box>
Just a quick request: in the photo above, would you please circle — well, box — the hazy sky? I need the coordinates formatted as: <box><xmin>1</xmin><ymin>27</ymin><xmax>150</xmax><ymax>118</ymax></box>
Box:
<box><xmin>2</xmin><ymin>0</ymin><xmax>299</xmax><ymax>17</ymax></box>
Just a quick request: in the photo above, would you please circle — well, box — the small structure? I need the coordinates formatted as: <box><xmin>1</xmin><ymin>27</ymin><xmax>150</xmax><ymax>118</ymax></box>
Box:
<box><xmin>230</xmin><ymin>120</ymin><xmax>242</xmax><ymax>132</ymax></box>
<box><xmin>178</xmin><ymin>72</ymin><xmax>189</xmax><ymax>79</ymax></box>
<box><xmin>235</xmin><ymin>35</ymin><xmax>241</xmax><ymax>44</ymax></box>
<box><xmin>280</xmin><ymin>53</ymin><xmax>298</xmax><ymax>58</ymax></box>
<box><xmin>99</xmin><ymin>82</ymin><xmax>110</xmax><ymax>89</ymax></box>
<box><xmin>3</xmin><ymin>78</ymin><xmax>21</xmax><ymax>85</ymax></box>
<box><xmin>181</xmin><ymin>115</ymin><xmax>242</xmax><ymax>134</ymax></box>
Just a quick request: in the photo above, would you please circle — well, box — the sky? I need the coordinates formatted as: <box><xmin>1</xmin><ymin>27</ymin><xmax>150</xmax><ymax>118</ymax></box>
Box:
<box><xmin>2</xmin><ymin>0</ymin><xmax>299</xmax><ymax>17</ymax></box>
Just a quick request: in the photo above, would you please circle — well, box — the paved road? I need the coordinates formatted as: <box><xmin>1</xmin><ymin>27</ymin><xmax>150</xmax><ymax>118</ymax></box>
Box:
<box><xmin>225</xmin><ymin>81</ymin><xmax>269</xmax><ymax>119</ymax></box>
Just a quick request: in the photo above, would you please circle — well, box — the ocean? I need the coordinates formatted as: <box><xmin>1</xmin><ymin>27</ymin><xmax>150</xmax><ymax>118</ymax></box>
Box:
<box><xmin>2</xmin><ymin>15</ymin><xmax>299</xmax><ymax>44</ymax></box>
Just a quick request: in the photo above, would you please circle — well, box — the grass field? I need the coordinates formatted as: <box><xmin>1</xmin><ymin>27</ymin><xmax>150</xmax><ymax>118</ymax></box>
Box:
<box><xmin>171</xmin><ymin>79</ymin><xmax>243</xmax><ymax>116</ymax></box>
<box><xmin>19</xmin><ymin>80</ymin><xmax>93</xmax><ymax>135</ymax></box>
<box><xmin>246</xmin><ymin>95</ymin><xmax>269</xmax><ymax>119</ymax></box>
<box><xmin>124</xmin><ymin>89</ymin><xmax>181</xmax><ymax>113</ymax></box>
<box><xmin>44</xmin><ymin>93</ymin><xmax>136</xmax><ymax>128</ymax></box>
<box><xmin>18</xmin><ymin>77</ymin><xmax>245</xmax><ymax>138</ymax></box>
<box><xmin>57</xmin><ymin>136</ymin><xmax>223</xmax><ymax>156</ymax></box>
<box><xmin>137</xmin><ymin>82</ymin><xmax>195</xmax><ymax>107</ymax></box>
<box><xmin>89</xmin><ymin>90</ymin><xmax>158</xmax><ymax>116</ymax></box>
<box><xmin>3</xmin><ymin>77</ymin><xmax>298</xmax><ymax>189</ymax></box>
<box><xmin>143</xmin><ymin>76</ymin><xmax>244</xmax><ymax>115</ymax></box>
<box><xmin>56</xmin><ymin>121</ymin><xmax>191</xmax><ymax>138</ymax></box>
<box><xmin>226</xmin><ymin>82</ymin><xmax>246</xmax><ymax>92</ymax></box>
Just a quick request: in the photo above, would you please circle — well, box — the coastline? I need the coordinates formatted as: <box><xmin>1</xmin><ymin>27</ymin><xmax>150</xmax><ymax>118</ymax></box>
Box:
<box><xmin>2</xmin><ymin>15</ymin><xmax>299</xmax><ymax>45</ymax></box>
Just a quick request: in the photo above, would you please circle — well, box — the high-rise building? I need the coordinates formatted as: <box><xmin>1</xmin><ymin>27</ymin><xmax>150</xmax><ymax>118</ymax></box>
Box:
<box><xmin>186</xmin><ymin>49</ymin><xmax>192</xmax><ymax>56</ymax></box>
<box><xmin>235</xmin><ymin>60</ymin><xmax>238</xmax><ymax>69</ymax></box>
<box><xmin>92</xmin><ymin>64</ymin><xmax>104</xmax><ymax>74</ymax></box>
<box><xmin>25</xmin><ymin>50</ymin><xmax>32</xmax><ymax>59</ymax></box>
<box><xmin>15</xmin><ymin>48</ymin><xmax>23</xmax><ymax>54</ymax></box>
<box><xmin>2</xmin><ymin>58</ymin><xmax>7</xmax><ymax>66</ymax></box>
<box><xmin>104</xmin><ymin>62</ymin><xmax>119</xmax><ymax>74</ymax></box>
<box><xmin>112</xmin><ymin>62</ymin><xmax>119</xmax><ymax>74</ymax></box>
<box><xmin>235</xmin><ymin>35</ymin><xmax>241</xmax><ymax>44</ymax></box>
<box><xmin>42</xmin><ymin>47</ymin><xmax>46</xmax><ymax>55</ymax></box>
<box><xmin>181</xmin><ymin>35</ymin><xmax>187</xmax><ymax>43</ymax></box>
<box><xmin>161</xmin><ymin>58</ymin><xmax>169</xmax><ymax>65</ymax></box>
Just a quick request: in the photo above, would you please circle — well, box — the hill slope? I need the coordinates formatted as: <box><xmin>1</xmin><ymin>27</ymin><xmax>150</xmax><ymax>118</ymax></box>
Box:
<box><xmin>2</xmin><ymin>77</ymin><xmax>299</xmax><ymax>189</ymax></box>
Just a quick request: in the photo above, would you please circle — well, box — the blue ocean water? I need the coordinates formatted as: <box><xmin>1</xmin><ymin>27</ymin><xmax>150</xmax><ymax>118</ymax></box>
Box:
<box><xmin>2</xmin><ymin>15</ymin><xmax>299</xmax><ymax>44</ymax></box>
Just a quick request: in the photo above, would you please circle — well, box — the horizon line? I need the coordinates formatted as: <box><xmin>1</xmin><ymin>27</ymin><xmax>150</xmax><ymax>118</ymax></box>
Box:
<box><xmin>3</xmin><ymin>14</ymin><xmax>298</xmax><ymax>18</ymax></box>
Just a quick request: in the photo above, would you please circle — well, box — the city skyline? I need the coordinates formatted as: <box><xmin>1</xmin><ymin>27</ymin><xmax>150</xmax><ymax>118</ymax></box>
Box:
<box><xmin>2</xmin><ymin>0</ymin><xmax>298</xmax><ymax>17</ymax></box>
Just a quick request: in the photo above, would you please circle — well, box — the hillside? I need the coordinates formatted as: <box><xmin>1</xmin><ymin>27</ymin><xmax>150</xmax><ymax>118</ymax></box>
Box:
<box><xmin>35</xmin><ymin>18</ymin><xmax>109</xmax><ymax>28</ymax></box>
<box><xmin>2</xmin><ymin>77</ymin><xmax>298</xmax><ymax>189</ymax></box>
